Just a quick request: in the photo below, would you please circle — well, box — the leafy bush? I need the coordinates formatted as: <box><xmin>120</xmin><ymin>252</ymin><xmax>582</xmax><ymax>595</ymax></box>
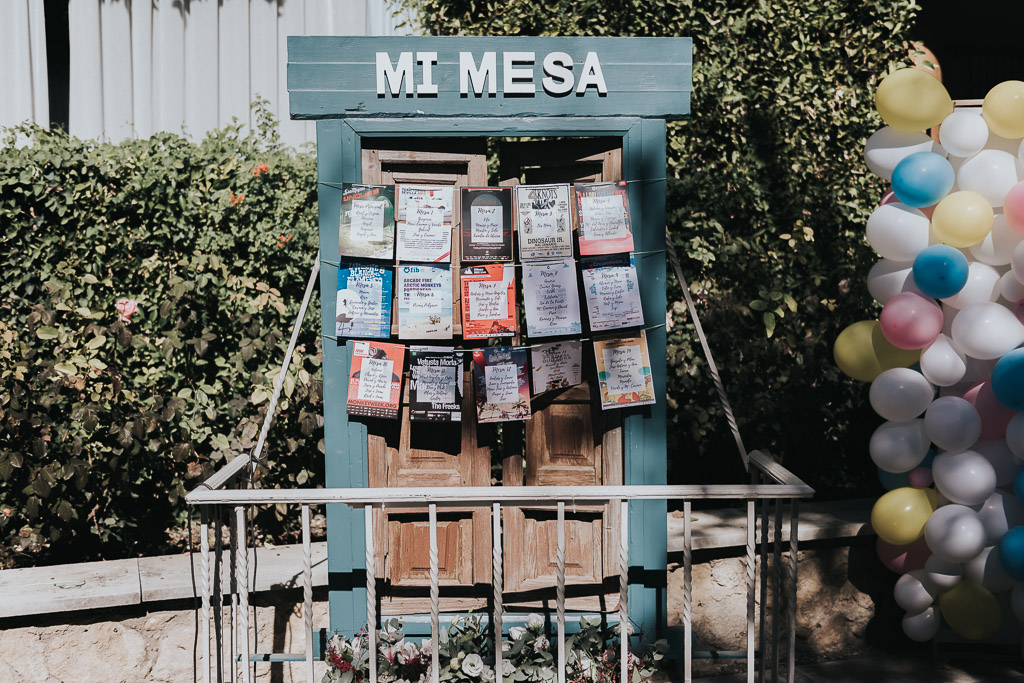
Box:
<box><xmin>398</xmin><ymin>0</ymin><xmax>921</xmax><ymax>493</ymax></box>
<box><xmin>0</xmin><ymin>110</ymin><xmax>323</xmax><ymax>567</ymax></box>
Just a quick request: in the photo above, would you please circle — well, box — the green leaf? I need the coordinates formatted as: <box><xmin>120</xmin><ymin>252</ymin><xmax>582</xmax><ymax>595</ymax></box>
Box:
<box><xmin>85</xmin><ymin>335</ymin><xmax>107</xmax><ymax>349</ymax></box>
<box><xmin>36</xmin><ymin>326</ymin><xmax>59</xmax><ymax>340</ymax></box>
<box><xmin>54</xmin><ymin>362</ymin><xmax>77</xmax><ymax>375</ymax></box>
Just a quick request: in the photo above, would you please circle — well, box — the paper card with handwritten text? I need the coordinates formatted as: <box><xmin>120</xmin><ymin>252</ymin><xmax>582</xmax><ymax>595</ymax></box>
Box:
<box><xmin>339</xmin><ymin>184</ymin><xmax>395</xmax><ymax>260</ymax></box>
<box><xmin>410</xmin><ymin>347</ymin><xmax>463</xmax><ymax>422</ymax></box>
<box><xmin>530</xmin><ymin>341</ymin><xmax>583</xmax><ymax>394</ymax></box>
<box><xmin>461</xmin><ymin>187</ymin><xmax>513</xmax><ymax>262</ymax></box>
<box><xmin>581</xmin><ymin>254</ymin><xmax>644</xmax><ymax>331</ymax></box>
<box><xmin>522</xmin><ymin>259</ymin><xmax>582</xmax><ymax>338</ymax></box>
<box><xmin>396</xmin><ymin>185</ymin><xmax>454</xmax><ymax>262</ymax></box>
<box><xmin>472</xmin><ymin>346</ymin><xmax>531</xmax><ymax>423</ymax></box>
<box><xmin>460</xmin><ymin>264</ymin><xmax>516</xmax><ymax>339</ymax></box>
<box><xmin>336</xmin><ymin>264</ymin><xmax>392</xmax><ymax>339</ymax></box>
<box><xmin>593</xmin><ymin>331</ymin><xmax>655</xmax><ymax>409</ymax></box>
<box><xmin>575</xmin><ymin>181</ymin><xmax>634</xmax><ymax>255</ymax></box>
<box><xmin>516</xmin><ymin>184</ymin><xmax>573</xmax><ymax>261</ymax></box>
<box><xmin>346</xmin><ymin>341</ymin><xmax>405</xmax><ymax>419</ymax></box>
<box><xmin>398</xmin><ymin>265</ymin><xmax>453</xmax><ymax>339</ymax></box>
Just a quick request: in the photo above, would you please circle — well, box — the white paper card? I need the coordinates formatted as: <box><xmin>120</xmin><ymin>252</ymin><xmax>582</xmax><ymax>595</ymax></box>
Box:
<box><xmin>337</xmin><ymin>279</ymin><xmax>383</xmax><ymax>321</ymax></box>
<box><xmin>468</xmin><ymin>280</ymin><xmax>505</xmax><ymax>321</ymax></box>
<box><xmin>416</xmin><ymin>365</ymin><xmax>456</xmax><ymax>404</ymax></box>
<box><xmin>602</xmin><ymin>345</ymin><xmax>645</xmax><ymax>394</ymax></box>
<box><xmin>523</xmin><ymin>260</ymin><xmax>582</xmax><ymax>337</ymax></box>
<box><xmin>485</xmin><ymin>364</ymin><xmax>520</xmax><ymax>404</ymax></box>
<box><xmin>349</xmin><ymin>199</ymin><xmax>386</xmax><ymax>242</ymax></box>
<box><xmin>471</xmin><ymin>205</ymin><xmax>503</xmax><ymax>243</ymax></box>
<box><xmin>357</xmin><ymin>358</ymin><xmax>394</xmax><ymax>402</ymax></box>
<box><xmin>580</xmin><ymin>194</ymin><xmax>628</xmax><ymax>240</ymax></box>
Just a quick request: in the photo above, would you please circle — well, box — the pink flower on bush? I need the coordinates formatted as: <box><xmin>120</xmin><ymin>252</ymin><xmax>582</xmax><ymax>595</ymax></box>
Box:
<box><xmin>115</xmin><ymin>298</ymin><xmax>138</xmax><ymax>322</ymax></box>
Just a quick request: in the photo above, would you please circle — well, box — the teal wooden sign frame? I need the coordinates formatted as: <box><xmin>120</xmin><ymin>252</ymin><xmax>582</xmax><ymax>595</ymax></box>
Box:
<box><xmin>288</xmin><ymin>36</ymin><xmax>691</xmax><ymax>644</ymax></box>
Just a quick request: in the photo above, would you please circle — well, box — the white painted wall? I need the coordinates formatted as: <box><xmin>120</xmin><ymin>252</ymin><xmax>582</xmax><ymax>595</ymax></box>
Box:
<box><xmin>1</xmin><ymin>0</ymin><xmax>408</xmax><ymax>147</ymax></box>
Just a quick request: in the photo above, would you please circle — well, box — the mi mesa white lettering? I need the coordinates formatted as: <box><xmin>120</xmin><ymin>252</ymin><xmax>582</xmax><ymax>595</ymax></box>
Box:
<box><xmin>375</xmin><ymin>51</ymin><xmax>608</xmax><ymax>97</ymax></box>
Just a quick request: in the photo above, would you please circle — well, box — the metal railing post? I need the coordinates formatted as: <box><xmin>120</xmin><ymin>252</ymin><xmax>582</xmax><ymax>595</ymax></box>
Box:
<box><xmin>201</xmin><ymin>506</ymin><xmax>212</xmax><ymax>683</ymax></box>
<box><xmin>683</xmin><ymin>500</ymin><xmax>692</xmax><ymax>683</ymax></box>
<box><xmin>492</xmin><ymin>503</ymin><xmax>504</xmax><ymax>682</ymax></box>
<box><xmin>746</xmin><ymin>499</ymin><xmax>755</xmax><ymax>683</ymax></box>
<box><xmin>556</xmin><ymin>501</ymin><xmax>566</xmax><ymax>683</ymax></box>
<box><xmin>429</xmin><ymin>503</ymin><xmax>440</xmax><ymax>683</ymax></box>
<box><xmin>787</xmin><ymin>500</ymin><xmax>800</xmax><ymax>683</ymax></box>
<box><xmin>365</xmin><ymin>504</ymin><xmax>377</xmax><ymax>683</ymax></box>
<box><xmin>235</xmin><ymin>506</ymin><xmax>251</xmax><ymax>683</ymax></box>
<box><xmin>619</xmin><ymin>500</ymin><xmax>629</xmax><ymax>683</ymax></box>
<box><xmin>303</xmin><ymin>505</ymin><xmax>314</xmax><ymax>683</ymax></box>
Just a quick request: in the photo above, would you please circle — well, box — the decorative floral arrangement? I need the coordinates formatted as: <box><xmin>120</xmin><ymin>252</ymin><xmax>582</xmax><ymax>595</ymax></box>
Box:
<box><xmin>323</xmin><ymin>614</ymin><xmax>668</xmax><ymax>683</ymax></box>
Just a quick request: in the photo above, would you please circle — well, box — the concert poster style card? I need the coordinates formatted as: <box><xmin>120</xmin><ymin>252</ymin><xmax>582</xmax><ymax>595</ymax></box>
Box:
<box><xmin>397</xmin><ymin>265</ymin><xmax>453</xmax><ymax>339</ymax></box>
<box><xmin>409</xmin><ymin>347</ymin><xmax>463</xmax><ymax>422</ymax></box>
<box><xmin>575</xmin><ymin>180</ymin><xmax>635</xmax><ymax>255</ymax></box>
<box><xmin>460</xmin><ymin>264</ymin><xmax>516</xmax><ymax>339</ymax></box>
<box><xmin>522</xmin><ymin>259</ymin><xmax>582</xmax><ymax>338</ymax></box>
<box><xmin>461</xmin><ymin>187</ymin><xmax>513</xmax><ymax>262</ymax></box>
<box><xmin>530</xmin><ymin>341</ymin><xmax>583</xmax><ymax>394</ymax></box>
<box><xmin>516</xmin><ymin>184</ymin><xmax>573</xmax><ymax>261</ymax></box>
<box><xmin>338</xmin><ymin>184</ymin><xmax>395</xmax><ymax>260</ymax></box>
<box><xmin>581</xmin><ymin>254</ymin><xmax>644</xmax><ymax>331</ymax></box>
<box><xmin>472</xmin><ymin>346</ymin><xmax>531</xmax><ymax>423</ymax></box>
<box><xmin>336</xmin><ymin>264</ymin><xmax>392</xmax><ymax>339</ymax></box>
<box><xmin>396</xmin><ymin>185</ymin><xmax>454</xmax><ymax>262</ymax></box>
<box><xmin>593</xmin><ymin>331</ymin><xmax>656</xmax><ymax>410</ymax></box>
<box><xmin>346</xmin><ymin>341</ymin><xmax>405</xmax><ymax>419</ymax></box>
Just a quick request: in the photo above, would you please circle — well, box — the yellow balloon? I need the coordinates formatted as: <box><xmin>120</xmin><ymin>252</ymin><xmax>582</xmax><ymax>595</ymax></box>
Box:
<box><xmin>939</xmin><ymin>580</ymin><xmax>1001</xmax><ymax>641</ymax></box>
<box><xmin>875</xmin><ymin>68</ymin><xmax>953</xmax><ymax>132</ymax></box>
<box><xmin>982</xmin><ymin>81</ymin><xmax>1024</xmax><ymax>139</ymax></box>
<box><xmin>871</xmin><ymin>487</ymin><xmax>938</xmax><ymax>546</ymax></box>
<box><xmin>833</xmin><ymin>320</ymin><xmax>920</xmax><ymax>382</ymax></box>
<box><xmin>932</xmin><ymin>191</ymin><xmax>994</xmax><ymax>248</ymax></box>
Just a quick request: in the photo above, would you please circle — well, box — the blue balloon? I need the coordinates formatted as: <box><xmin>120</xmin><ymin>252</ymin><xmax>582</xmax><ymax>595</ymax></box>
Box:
<box><xmin>998</xmin><ymin>526</ymin><xmax>1024</xmax><ymax>581</ymax></box>
<box><xmin>877</xmin><ymin>467</ymin><xmax>911</xmax><ymax>490</ymax></box>
<box><xmin>1014</xmin><ymin>468</ymin><xmax>1024</xmax><ymax>506</ymax></box>
<box><xmin>891</xmin><ymin>152</ymin><xmax>954</xmax><ymax>208</ymax></box>
<box><xmin>912</xmin><ymin>245</ymin><xmax>969</xmax><ymax>299</ymax></box>
<box><xmin>992</xmin><ymin>349</ymin><xmax>1024</xmax><ymax>412</ymax></box>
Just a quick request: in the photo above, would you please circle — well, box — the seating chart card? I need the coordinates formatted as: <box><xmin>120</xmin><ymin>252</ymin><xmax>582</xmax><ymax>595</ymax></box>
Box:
<box><xmin>593</xmin><ymin>331</ymin><xmax>655</xmax><ymax>410</ymax></box>
<box><xmin>335</xmin><ymin>264</ymin><xmax>392</xmax><ymax>339</ymax></box>
<box><xmin>397</xmin><ymin>265</ymin><xmax>453</xmax><ymax>339</ymax></box>
<box><xmin>461</xmin><ymin>187</ymin><xmax>513</xmax><ymax>262</ymax></box>
<box><xmin>581</xmin><ymin>254</ymin><xmax>644</xmax><ymax>331</ymax></box>
<box><xmin>516</xmin><ymin>184</ymin><xmax>573</xmax><ymax>261</ymax></box>
<box><xmin>396</xmin><ymin>185</ymin><xmax>454</xmax><ymax>262</ymax></box>
<box><xmin>522</xmin><ymin>259</ymin><xmax>582</xmax><ymax>338</ymax></box>
<box><xmin>472</xmin><ymin>346</ymin><xmax>531</xmax><ymax>423</ymax></box>
<box><xmin>410</xmin><ymin>347</ymin><xmax>463</xmax><ymax>422</ymax></box>
<box><xmin>346</xmin><ymin>341</ymin><xmax>405</xmax><ymax>419</ymax></box>
<box><xmin>460</xmin><ymin>264</ymin><xmax>516</xmax><ymax>339</ymax></box>
<box><xmin>575</xmin><ymin>180</ymin><xmax>634</xmax><ymax>255</ymax></box>
<box><xmin>530</xmin><ymin>341</ymin><xmax>583</xmax><ymax>394</ymax></box>
<box><xmin>339</xmin><ymin>183</ymin><xmax>395</xmax><ymax>260</ymax></box>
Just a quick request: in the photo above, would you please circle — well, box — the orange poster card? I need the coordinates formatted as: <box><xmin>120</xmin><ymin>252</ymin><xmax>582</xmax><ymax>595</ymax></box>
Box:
<box><xmin>460</xmin><ymin>264</ymin><xmax>516</xmax><ymax>339</ymax></box>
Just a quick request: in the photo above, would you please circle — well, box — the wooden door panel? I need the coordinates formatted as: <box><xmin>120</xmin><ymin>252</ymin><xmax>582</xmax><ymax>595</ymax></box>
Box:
<box><xmin>387</xmin><ymin>515</ymin><xmax>473</xmax><ymax>586</ymax></box>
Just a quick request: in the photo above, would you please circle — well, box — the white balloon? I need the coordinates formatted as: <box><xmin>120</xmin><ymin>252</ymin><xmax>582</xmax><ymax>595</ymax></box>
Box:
<box><xmin>939</xmin><ymin>110</ymin><xmax>989</xmax><ymax>158</ymax></box>
<box><xmin>1012</xmin><ymin>584</ymin><xmax>1024</xmax><ymax>622</ymax></box>
<box><xmin>924</xmin><ymin>504</ymin><xmax>987</xmax><ymax>562</ymax></box>
<box><xmin>957</xmin><ymin>149</ymin><xmax>1023</xmax><ymax>207</ymax></box>
<box><xmin>867</xmin><ymin>259</ymin><xmax>920</xmax><ymax>304</ymax></box>
<box><xmin>870</xmin><ymin>368</ymin><xmax>935</xmax><ymax>421</ymax></box>
<box><xmin>864</xmin><ymin>127</ymin><xmax>942</xmax><ymax>181</ymax></box>
<box><xmin>1001</xmin><ymin>270</ymin><xmax>1024</xmax><ymax>303</ymax></box>
<box><xmin>933</xmin><ymin>450</ymin><xmax>997</xmax><ymax>506</ymax></box>
<box><xmin>924</xmin><ymin>554</ymin><xmax>962</xmax><ymax>590</ymax></box>
<box><xmin>920</xmin><ymin>334</ymin><xmax>968</xmax><ymax>386</ymax></box>
<box><xmin>1012</xmin><ymin>241</ymin><xmax>1024</xmax><ymax>285</ymax></box>
<box><xmin>977</xmin><ymin>490</ymin><xmax>1024</xmax><ymax>545</ymax></box>
<box><xmin>950</xmin><ymin>302</ymin><xmax>1024</xmax><ymax>360</ymax></box>
<box><xmin>903</xmin><ymin>606</ymin><xmax>941</xmax><ymax>642</ymax></box>
<box><xmin>1007</xmin><ymin>414</ymin><xmax>1024</xmax><ymax>461</ymax></box>
<box><xmin>969</xmin><ymin>214</ymin><xmax>1023</xmax><ymax>267</ymax></box>
<box><xmin>941</xmin><ymin>262</ymin><xmax>1001</xmax><ymax>309</ymax></box>
<box><xmin>924</xmin><ymin>396</ymin><xmax>981</xmax><ymax>451</ymax></box>
<box><xmin>973</xmin><ymin>439</ymin><xmax>1019</xmax><ymax>487</ymax></box>
<box><xmin>865</xmin><ymin>203</ymin><xmax>932</xmax><ymax>261</ymax></box>
<box><xmin>1020</xmin><ymin>139</ymin><xmax>1024</xmax><ymax>168</ymax></box>
<box><xmin>894</xmin><ymin>569</ymin><xmax>939</xmax><ymax>612</ymax></box>
<box><xmin>964</xmin><ymin>546</ymin><xmax>1016</xmax><ymax>593</ymax></box>
<box><xmin>870</xmin><ymin>419</ymin><xmax>931</xmax><ymax>473</ymax></box>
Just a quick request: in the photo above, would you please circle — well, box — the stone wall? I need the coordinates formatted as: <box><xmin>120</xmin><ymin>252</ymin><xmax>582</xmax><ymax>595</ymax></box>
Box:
<box><xmin>0</xmin><ymin>536</ymin><xmax>900</xmax><ymax>682</ymax></box>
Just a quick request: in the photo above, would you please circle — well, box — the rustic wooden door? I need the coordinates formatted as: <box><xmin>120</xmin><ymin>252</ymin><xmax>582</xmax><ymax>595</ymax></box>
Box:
<box><xmin>498</xmin><ymin>138</ymin><xmax>625</xmax><ymax>611</ymax></box>
<box><xmin>361</xmin><ymin>139</ymin><xmax>492</xmax><ymax>614</ymax></box>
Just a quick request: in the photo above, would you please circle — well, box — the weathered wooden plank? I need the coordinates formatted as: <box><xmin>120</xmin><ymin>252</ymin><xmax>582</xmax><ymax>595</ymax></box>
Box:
<box><xmin>0</xmin><ymin>556</ymin><xmax>141</xmax><ymax>618</ymax></box>
<box><xmin>287</xmin><ymin>36</ymin><xmax>692</xmax><ymax>119</ymax></box>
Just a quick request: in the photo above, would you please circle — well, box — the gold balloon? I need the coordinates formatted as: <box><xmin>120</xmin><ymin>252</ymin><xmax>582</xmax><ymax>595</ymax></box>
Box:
<box><xmin>982</xmin><ymin>81</ymin><xmax>1024</xmax><ymax>139</ymax></box>
<box><xmin>871</xmin><ymin>487</ymin><xmax>939</xmax><ymax>546</ymax></box>
<box><xmin>833</xmin><ymin>320</ymin><xmax>920</xmax><ymax>382</ymax></box>
<box><xmin>939</xmin><ymin>580</ymin><xmax>1001</xmax><ymax>641</ymax></box>
<box><xmin>932</xmin><ymin>191</ymin><xmax>994</xmax><ymax>248</ymax></box>
<box><xmin>875</xmin><ymin>68</ymin><xmax>953</xmax><ymax>132</ymax></box>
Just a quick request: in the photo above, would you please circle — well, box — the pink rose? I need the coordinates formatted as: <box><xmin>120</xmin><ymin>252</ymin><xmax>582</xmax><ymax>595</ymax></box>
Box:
<box><xmin>115</xmin><ymin>298</ymin><xmax>138</xmax><ymax>322</ymax></box>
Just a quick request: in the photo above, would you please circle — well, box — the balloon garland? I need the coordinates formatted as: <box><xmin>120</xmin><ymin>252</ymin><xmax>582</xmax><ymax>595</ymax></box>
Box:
<box><xmin>838</xmin><ymin>69</ymin><xmax>1024</xmax><ymax>645</ymax></box>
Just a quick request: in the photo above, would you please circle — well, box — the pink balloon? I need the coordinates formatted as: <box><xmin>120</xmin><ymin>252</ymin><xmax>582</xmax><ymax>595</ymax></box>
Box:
<box><xmin>1005</xmin><ymin>182</ymin><xmax>1024</xmax><ymax>235</ymax></box>
<box><xmin>877</xmin><ymin>536</ymin><xmax>931</xmax><ymax>574</ymax></box>
<box><xmin>963</xmin><ymin>380</ymin><xmax>1017</xmax><ymax>439</ymax></box>
<box><xmin>1015</xmin><ymin>300</ymin><xmax>1024</xmax><ymax>324</ymax></box>
<box><xmin>879</xmin><ymin>292</ymin><xmax>944</xmax><ymax>350</ymax></box>
<box><xmin>908</xmin><ymin>467</ymin><xmax>934</xmax><ymax>488</ymax></box>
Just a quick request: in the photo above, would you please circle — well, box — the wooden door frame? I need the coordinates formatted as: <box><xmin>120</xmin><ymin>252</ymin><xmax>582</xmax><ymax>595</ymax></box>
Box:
<box><xmin>319</xmin><ymin>116</ymin><xmax>667</xmax><ymax>640</ymax></box>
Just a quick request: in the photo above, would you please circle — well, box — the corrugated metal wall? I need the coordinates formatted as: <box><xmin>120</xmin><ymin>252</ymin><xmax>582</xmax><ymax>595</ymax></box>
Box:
<box><xmin>1</xmin><ymin>0</ymin><xmax>406</xmax><ymax>147</ymax></box>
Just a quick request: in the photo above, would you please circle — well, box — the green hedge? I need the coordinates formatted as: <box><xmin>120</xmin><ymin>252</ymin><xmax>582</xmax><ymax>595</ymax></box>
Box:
<box><xmin>395</xmin><ymin>0</ymin><xmax>921</xmax><ymax>489</ymax></box>
<box><xmin>0</xmin><ymin>112</ymin><xmax>323</xmax><ymax>567</ymax></box>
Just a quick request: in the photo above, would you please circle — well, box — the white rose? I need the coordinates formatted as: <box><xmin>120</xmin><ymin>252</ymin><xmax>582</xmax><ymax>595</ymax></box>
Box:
<box><xmin>578</xmin><ymin>655</ymin><xmax>592</xmax><ymax>670</ymax></box>
<box><xmin>508</xmin><ymin>627</ymin><xmax>527</xmax><ymax>641</ymax></box>
<box><xmin>396</xmin><ymin>679</ymin><xmax>411</xmax><ymax>683</ymax></box>
<box><xmin>525</xmin><ymin>613</ymin><xmax>544</xmax><ymax>629</ymax></box>
<box><xmin>480</xmin><ymin>665</ymin><xmax>496</xmax><ymax>682</ymax></box>
<box><xmin>500</xmin><ymin>659</ymin><xmax>515</xmax><ymax>677</ymax></box>
<box><xmin>533</xmin><ymin>636</ymin><xmax>550</xmax><ymax>653</ymax></box>
<box><xmin>500</xmin><ymin>640</ymin><xmax>511</xmax><ymax>653</ymax></box>
<box><xmin>461</xmin><ymin>653</ymin><xmax>485</xmax><ymax>678</ymax></box>
<box><xmin>539</xmin><ymin>666</ymin><xmax>555</xmax><ymax>682</ymax></box>
<box><xmin>420</xmin><ymin>638</ymin><xmax>433</xmax><ymax>654</ymax></box>
<box><xmin>378</xmin><ymin>673</ymin><xmax>396</xmax><ymax>683</ymax></box>
<box><xmin>396</xmin><ymin>640</ymin><xmax>419</xmax><ymax>664</ymax></box>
